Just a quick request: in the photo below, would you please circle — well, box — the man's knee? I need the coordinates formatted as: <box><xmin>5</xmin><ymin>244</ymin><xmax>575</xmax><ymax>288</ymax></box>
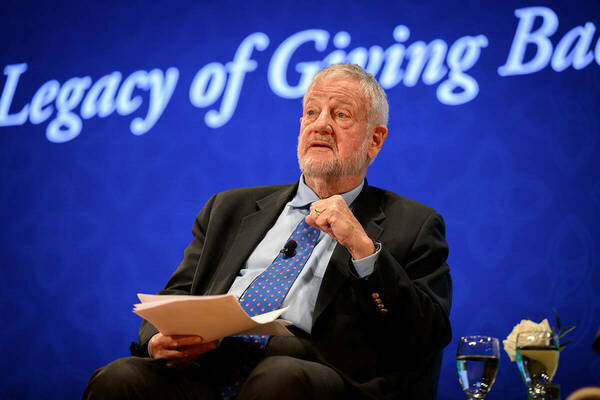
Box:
<box><xmin>83</xmin><ymin>357</ymin><xmax>161</xmax><ymax>399</ymax></box>
<box><xmin>238</xmin><ymin>356</ymin><xmax>344</xmax><ymax>400</ymax></box>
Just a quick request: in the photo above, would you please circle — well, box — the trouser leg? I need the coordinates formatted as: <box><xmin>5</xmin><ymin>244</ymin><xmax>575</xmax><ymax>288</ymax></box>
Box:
<box><xmin>237</xmin><ymin>355</ymin><xmax>345</xmax><ymax>400</ymax></box>
<box><xmin>83</xmin><ymin>333</ymin><xmax>346</xmax><ymax>400</ymax></box>
<box><xmin>82</xmin><ymin>356</ymin><xmax>220</xmax><ymax>400</ymax></box>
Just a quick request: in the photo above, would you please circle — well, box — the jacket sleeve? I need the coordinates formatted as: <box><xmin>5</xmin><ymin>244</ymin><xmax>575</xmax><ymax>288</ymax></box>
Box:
<box><xmin>372</xmin><ymin>210</ymin><xmax>451</xmax><ymax>339</ymax></box>
<box><xmin>355</xmin><ymin>211</ymin><xmax>451</xmax><ymax>378</ymax></box>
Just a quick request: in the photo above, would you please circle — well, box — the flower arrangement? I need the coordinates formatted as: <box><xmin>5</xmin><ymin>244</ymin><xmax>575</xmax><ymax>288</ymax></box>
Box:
<box><xmin>502</xmin><ymin>310</ymin><xmax>575</xmax><ymax>362</ymax></box>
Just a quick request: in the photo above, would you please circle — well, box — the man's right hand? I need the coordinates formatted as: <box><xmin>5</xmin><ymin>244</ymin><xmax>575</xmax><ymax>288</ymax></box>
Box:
<box><xmin>149</xmin><ymin>333</ymin><xmax>218</xmax><ymax>369</ymax></box>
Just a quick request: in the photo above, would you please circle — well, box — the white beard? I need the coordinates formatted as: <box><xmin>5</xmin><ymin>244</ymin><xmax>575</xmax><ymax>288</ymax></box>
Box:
<box><xmin>297</xmin><ymin>136</ymin><xmax>370</xmax><ymax>178</ymax></box>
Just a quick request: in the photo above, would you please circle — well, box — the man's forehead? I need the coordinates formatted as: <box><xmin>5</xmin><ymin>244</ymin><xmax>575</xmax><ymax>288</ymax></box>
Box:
<box><xmin>305</xmin><ymin>75</ymin><xmax>364</xmax><ymax>104</ymax></box>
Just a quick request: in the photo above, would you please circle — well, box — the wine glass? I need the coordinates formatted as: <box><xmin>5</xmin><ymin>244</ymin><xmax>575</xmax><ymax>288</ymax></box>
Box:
<box><xmin>456</xmin><ymin>336</ymin><xmax>500</xmax><ymax>399</ymax></box>
<box><xmin>516</xmin><ymin>331</ymin><xmax>560</xmax><ymax>399</ymax></box>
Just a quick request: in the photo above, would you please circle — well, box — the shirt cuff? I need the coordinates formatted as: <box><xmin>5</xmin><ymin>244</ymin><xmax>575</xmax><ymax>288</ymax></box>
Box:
<box><xmin>351</xmin><ymin>241</ymin><xmax>381</xmax><ymax>278</ymax></box>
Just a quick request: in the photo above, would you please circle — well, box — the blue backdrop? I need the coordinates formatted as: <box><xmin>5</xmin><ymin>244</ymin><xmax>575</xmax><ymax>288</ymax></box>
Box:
<box><xmin>1</xmin><ymin>1</ymin><xmax>599</xmax><ymax>398</ymax></box>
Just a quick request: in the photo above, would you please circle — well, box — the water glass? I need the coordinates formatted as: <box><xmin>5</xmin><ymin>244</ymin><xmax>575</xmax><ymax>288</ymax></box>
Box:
<box><xmin>516</xmin><ymin>331</ymin><xmax>560</xmax><ymax>399</ymax></box>
<box><xmin>456</xmin><ymin>336</ymin><xmax>500</xmax><ymax>399</ymax></box>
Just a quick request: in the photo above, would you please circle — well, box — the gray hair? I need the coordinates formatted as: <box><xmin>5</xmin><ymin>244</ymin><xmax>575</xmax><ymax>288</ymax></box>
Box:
<box><xmin>303</xmin><ymin>64</ymin><xmax>389</xmax><ymax>126</ymax></box>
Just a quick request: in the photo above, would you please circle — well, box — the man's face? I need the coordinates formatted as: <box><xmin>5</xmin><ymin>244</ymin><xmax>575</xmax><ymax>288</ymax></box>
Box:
<box><xmin>297</xmin><ymin>75</ymin><xmax>373</xmax><ymax>178</ymax></box>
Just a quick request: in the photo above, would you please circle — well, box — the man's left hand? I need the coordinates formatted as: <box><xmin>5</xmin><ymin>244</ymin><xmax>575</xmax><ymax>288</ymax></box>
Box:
<box><xmin>306</xmin><ymin>195</ymin><xmax>374</xmax><ymax>260</ymax></box>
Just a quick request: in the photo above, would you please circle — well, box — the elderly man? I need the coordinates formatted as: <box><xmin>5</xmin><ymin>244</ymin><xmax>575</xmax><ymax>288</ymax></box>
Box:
<box><xmin>84</xmin><ymin>64</ymin><xmax>451</xmax><ymax>400</ymax></box>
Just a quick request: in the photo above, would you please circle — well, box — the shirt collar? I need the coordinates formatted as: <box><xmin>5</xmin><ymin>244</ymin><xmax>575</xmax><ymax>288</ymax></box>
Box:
<box><xmin>288</xmin><ymin>175</ymin><xmax>365</xmax><ymax>209</ymax></box>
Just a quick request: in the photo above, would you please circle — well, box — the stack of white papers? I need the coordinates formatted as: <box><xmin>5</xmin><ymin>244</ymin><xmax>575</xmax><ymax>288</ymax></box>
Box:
<box><xmin>133</xmin><ymin>293</ymin><xmax>293</xmax><ymax>342</ymax></box>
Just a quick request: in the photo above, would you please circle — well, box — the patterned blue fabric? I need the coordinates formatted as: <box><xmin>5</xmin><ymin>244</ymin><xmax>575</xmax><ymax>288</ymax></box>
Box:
<box><xmin>219</xmin><ymin>217</ymin><xmax>319</xmax><ymax>399</ymax></box>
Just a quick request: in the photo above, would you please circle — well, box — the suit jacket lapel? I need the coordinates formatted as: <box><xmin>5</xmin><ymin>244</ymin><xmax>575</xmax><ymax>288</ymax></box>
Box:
<box><xmin>312</xmin><ymin>184</ymin><xmax>386</xmax><ymax>327</ymax></box>
<box><xmin>206</xmin><ymin>183</ymin><xmax>298</xmax><ymax>295</ymax></box>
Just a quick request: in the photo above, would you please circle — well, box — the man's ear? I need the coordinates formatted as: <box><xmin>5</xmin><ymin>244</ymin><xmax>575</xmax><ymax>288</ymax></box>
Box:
<box><xmin>368</xmin><ymin>125</ymin><xmax>388</xmax><ymax>159</ymax></box>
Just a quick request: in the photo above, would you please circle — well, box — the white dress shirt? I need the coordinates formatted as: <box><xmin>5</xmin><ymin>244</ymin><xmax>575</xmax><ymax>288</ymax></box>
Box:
<box><xmin>227</xmin><ymin>177</ymin><xmax>380</xmax><ymax>333</ymax></box>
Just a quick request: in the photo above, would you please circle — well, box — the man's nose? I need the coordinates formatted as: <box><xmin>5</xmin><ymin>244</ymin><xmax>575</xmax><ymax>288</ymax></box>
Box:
<box><xmin>312</xmin><ymin>110</ymin><xmax>333</xmax><ymax>134</ymax></box>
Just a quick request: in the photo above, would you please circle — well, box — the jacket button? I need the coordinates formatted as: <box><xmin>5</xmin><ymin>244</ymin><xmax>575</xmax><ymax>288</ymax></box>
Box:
<box><xmin>377</xmin><ymin>304</ymin><xmax>385</xmax><ymax>309</ymax></box>
<box><xmin>371</xmin><ymin>293</ymin><xmax>380</xmax><ymax>299</ymax></box>
<box><xmin>374</xmin><ymin>298</ymin><xmax>382</xmax><ymax>304</ymax></box>
<box><xmin>380</xmin><ymin>308</ymin><xmax>388</xmax><ymax>314</ymax></box>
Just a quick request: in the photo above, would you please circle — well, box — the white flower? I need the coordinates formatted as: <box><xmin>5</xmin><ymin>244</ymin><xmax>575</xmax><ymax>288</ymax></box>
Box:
<box><xmin>503</xmin><ymin>319</ymin><xmax>552</xmax><ymax>361</ymax></box>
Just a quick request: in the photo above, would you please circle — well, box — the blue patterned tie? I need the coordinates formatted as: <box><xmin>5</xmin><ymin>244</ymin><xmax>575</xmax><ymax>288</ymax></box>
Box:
<box><xmin>219</xmin><ymin>216</ymin><xmax>319</xmax><ymax>399</ymax></box>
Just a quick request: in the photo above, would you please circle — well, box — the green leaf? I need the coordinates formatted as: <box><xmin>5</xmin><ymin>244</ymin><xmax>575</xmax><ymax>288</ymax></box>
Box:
<box><xmin>554</xmin><ymin>309</ymin><xmax>562</xmax><ymax>331</ymax></box>
<box><xmin>559</xmin><ymin>339</ymin><xmax>573</xmax><ymax>350</ymax></box>
<box><xmin>559</xmin><ymin>326</ymin><xmax>575</xmax><ymax>338</ymax></box>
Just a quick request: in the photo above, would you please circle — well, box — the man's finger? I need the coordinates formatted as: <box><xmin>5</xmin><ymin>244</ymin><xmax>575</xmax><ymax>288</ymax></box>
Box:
<box><xmin>316</xmin><ymin>215</ymin><xmax>333</xmax><ymax>234</ymax></box>
<box><xmin>171</xmin><ymin>336</ymin><xmax>204</xmax><ymax>347</ymax></box>
<box><xmin>155</xmin><ymin>334</ymin><xmax>203</xmax><ymax>350</ymax></box>
<box><xmin>155</xmin><ymin>335</ymin><xmax>180</xmax><ymax>349</ymax></box>
<box><xmin>183</xmin><ymin>341</ymin><xmax>218</xmax><ymax>356</ymax></box>
<box><xmin>306</xmin><ymin>213</ymin><xmax>334</xmax><ymax>239</ymax></box>
<box><xmin>153</xmin><ymin>348</ymin><xmax>187</xmax><ymax>360</ymax></box>
<box><xmin>161</xmin><ymin>341</ymin><xmax>218</xmax><ymax>368</ymax></box>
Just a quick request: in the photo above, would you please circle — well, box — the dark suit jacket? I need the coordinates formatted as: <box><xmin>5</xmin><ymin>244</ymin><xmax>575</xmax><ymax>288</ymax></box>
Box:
<box><xmin>131</xmin><ymin>181</ymin><xmax>452</xmax><ymax>400</ymax></box>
